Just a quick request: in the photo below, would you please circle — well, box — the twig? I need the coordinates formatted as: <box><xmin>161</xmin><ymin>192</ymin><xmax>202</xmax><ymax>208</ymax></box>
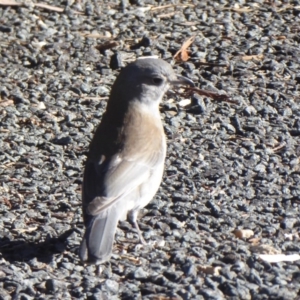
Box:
<box><xmin>193</xmin><ymin>61</ymin><xmax>229</xmax><ymax>67</ymax></box>
<box><xmin>0</xmin><ymin>0</ymin><xmax>83</xmax><ymax>14</ymax></box>
<box><xmin>183</xmin><ymin>87</ymin><xmax>238</xmax><ymax>104</ymax></box>
<box><xmin>150</xmin><ymin>4</ymin><xmax>194</xmax><ymax>11</ymax></box>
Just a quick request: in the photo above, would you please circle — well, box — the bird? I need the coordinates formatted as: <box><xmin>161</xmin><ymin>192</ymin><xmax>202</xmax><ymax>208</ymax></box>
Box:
<box><xmin>79</xmin><ymin>57</ymin><xmax>194</xmax><ymax>264</ymax></box>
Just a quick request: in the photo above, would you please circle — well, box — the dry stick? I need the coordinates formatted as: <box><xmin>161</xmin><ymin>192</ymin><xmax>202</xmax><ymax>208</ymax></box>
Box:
<box><xmin>183</xmin><ymin>87</ymin><xmax>238</xmax><ymax>104</ymax></box>
<box><xmin>150</xmin><ymin>4</ymin><xmax>195</xmax><ymax>11</ymax></box>
<box><xmin>193</xmin><ymin>61</ymin><xmax>229</xmax><ymax>67</ymax></box>
<box><xmin>0</xmin><ymin>0</ymin><xmax>83</xmax><ymax>14</ymax></box>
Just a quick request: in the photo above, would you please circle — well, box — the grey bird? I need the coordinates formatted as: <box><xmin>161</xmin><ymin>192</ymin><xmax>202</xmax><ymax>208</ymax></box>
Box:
<box><xmin>79</xmin><ymin>57</ymin><xmax>194</xmax><ymax>264</ymax></box>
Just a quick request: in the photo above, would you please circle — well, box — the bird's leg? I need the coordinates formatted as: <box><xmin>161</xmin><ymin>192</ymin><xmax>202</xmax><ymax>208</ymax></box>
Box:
<box><xmin>128</xmin><ymin>210</ymin><xmax>147</xmax><ymax>245</ymax></box>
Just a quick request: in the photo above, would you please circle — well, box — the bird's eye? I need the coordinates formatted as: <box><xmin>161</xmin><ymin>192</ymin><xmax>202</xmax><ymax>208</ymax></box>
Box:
<box><xmin>152</xmin><ymin>77</ymin><xmax>163</xmax><ymax>85</ymax></box>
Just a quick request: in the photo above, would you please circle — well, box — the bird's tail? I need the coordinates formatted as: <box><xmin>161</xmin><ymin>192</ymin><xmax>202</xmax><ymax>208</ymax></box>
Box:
<box><xmin>79</xmin><ymin>205</ymin><xmax>120</xmax><ymax>264</ymax></box>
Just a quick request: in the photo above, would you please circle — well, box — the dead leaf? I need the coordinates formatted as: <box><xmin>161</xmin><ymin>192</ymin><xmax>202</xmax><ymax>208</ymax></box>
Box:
<box><xmin>174</xmin><ymin>36</ymin><xmax>195</xmax><ymax>62</ymax></box>
<box><xmin>259</xmin><ymin>254</ymin><xmax>300</xmax><ymax>263</ymax></box>
<box><xmin>241</xmin><ymin>54</ymin><xmax>264</xmax><ymax>61</ymax></box>
<box><xmin>233</xmin><ymin>229</ymin><xmax>254</xmax><ymax>239</ymax></box>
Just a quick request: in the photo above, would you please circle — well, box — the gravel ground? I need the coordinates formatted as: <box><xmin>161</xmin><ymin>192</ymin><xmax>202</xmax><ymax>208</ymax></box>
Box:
<box><xmin>1</xmin><ymin>0</ymin><xmax>300</xmax><ymax>299</ymax></box>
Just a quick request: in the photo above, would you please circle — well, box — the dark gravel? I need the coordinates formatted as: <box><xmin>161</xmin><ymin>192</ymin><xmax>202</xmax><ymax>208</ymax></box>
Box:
<box><xmin>1</xmin><ymin>0</ymin><xmax>300</xmax><ymax>299</ymax></box>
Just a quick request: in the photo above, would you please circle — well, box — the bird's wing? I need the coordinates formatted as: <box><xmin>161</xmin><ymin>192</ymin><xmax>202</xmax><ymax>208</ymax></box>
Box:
<box><xmin>82</xmin><ymin>147</ymin><xmax>165</xmax><ymax>218</ymax></box>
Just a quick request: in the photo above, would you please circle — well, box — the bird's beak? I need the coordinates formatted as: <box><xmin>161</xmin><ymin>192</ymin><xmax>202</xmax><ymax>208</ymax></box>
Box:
<box><xmin>170</xmin><ymin>75</ymin><xmax>195</xmax><ymax>87</ymax></box>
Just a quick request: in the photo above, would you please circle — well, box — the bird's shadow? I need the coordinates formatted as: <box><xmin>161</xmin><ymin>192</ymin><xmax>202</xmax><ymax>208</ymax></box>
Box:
<box><xmin>0</xmin><ymin>229</ymin><xmax>77</xmax><ymax>264</ymax></box>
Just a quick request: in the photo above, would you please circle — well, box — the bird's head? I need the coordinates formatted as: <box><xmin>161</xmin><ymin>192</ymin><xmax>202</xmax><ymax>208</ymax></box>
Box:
<box><xmin>108</xmin><ymin>57</ymin><xmax>194</xmax><ymax>109</ymax></box>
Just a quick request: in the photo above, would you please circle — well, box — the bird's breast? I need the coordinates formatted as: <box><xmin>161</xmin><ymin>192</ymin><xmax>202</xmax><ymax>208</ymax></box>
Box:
<box><xmin>122</xmin><ymin>102</ymin><xmax>166</xmax><ymax>161</ymax></box>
